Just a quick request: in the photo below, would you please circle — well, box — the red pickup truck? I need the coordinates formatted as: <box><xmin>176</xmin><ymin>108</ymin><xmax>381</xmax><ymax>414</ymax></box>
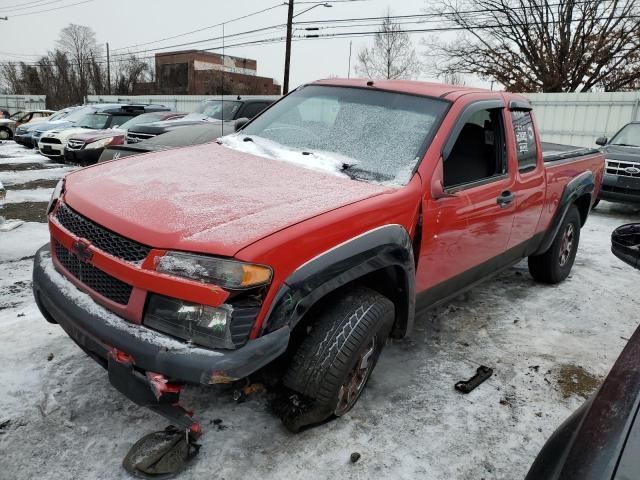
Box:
<box><xmin>33</xmin><ymin>79</ymin><xmax>604</xmax><ymax>435</ymax></box>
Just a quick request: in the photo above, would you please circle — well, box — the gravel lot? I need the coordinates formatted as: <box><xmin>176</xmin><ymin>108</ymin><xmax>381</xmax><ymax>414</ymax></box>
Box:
<box><xmin>0</xmin><ymin>140</ymin><xmax>638</xmax><ymax>479</ymax></box>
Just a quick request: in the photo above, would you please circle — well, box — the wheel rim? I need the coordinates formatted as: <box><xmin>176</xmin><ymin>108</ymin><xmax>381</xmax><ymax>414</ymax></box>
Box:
<box><xmin>559</xmin><ymin>223</ymin><xmax>575</xmax><ymax>267</ymax></box>
<box><xmin>335</xmin><ymin>337</ymin><xmax>377</xmax><ymax>416</ymax></box>
<box><xmin>0</xmin><ymin>130</ymin><xmax>9</xmax><ymax>140</ymax></box>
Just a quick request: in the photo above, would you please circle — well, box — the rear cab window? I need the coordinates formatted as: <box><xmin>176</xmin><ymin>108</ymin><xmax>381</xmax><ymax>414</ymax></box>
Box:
<box><xmin>511</xmin><ymin>111</ymin><xmax>538</xmax><ymax>172</ymax></box>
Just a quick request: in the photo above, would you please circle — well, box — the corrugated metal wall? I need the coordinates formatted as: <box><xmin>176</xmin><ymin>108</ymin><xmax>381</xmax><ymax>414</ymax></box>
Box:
<box><xmin>0</xmin><ymin>95</ymin><xmax>47</xmax><ymax>113</ymax></box>
<box><xmin>523</xmin><ymin>92</ymin><xmax>640</xmax><ymax>147</ymax></box>
<box><xmin>84</xmin><ymin>94</ymin><xmax>280</xmax><ymax>114</ymax></box>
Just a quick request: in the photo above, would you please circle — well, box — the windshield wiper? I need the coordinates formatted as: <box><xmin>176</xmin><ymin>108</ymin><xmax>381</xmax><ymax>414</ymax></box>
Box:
<box><xmin>611</xmin><ymin>143</ymin><xmax>639</xmax><ymax>147</ymax></box>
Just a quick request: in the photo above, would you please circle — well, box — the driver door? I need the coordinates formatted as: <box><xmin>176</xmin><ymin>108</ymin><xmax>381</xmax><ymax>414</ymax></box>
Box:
<box><xmin>416</xmin><ymin>100</ymin><xmax>517</xmax><ymax>306</ymax></box>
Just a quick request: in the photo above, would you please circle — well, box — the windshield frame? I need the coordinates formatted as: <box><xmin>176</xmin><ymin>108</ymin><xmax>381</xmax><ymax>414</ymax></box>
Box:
<box><xmin>238</xmin><ymin>84</ymin><xmax>452</xmax><ymax>184</ymax></box>
<box><xmin>609</xmin><ymin>123</ymin><xmax>640</xmax><ymax>147</ymax></box>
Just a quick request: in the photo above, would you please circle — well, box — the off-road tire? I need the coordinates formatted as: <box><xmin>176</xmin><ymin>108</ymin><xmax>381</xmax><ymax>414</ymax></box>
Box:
<box><xmin>0</xmin><ymin>127</ymin><xmax>12</xmax><ymax>140</ymax></box>
<box><xmin>528</xmin><ymin>205</ymin><xmax>581</xmax><ymax>284</ymax></box>
<box><xmin>280</xmin><ymin>287</ymin><xmax>394</xmax><ymax>433</ymax></box>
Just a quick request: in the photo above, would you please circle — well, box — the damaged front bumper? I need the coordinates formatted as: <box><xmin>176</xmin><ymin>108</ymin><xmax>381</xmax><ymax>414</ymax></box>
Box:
<box><xmin>32</xmin><ymin>244</ymin><xmax>290</xmax><ymax>387</ymax></box>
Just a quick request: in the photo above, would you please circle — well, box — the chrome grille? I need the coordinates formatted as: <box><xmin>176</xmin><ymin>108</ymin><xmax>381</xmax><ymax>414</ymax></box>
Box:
<box><xmin>55</xmin><ymin>203</ymin><xmax>151</xmax><ymax>263</ymax></box>
<box><xmin>606</xmin><ymin>159</ymin><xmax>640</xmax><ymax>178</ymax></box>
<box><xmin>126</xmin><ymin>132</ymin><xmax>156</xmax><ymax>143</ymax></box>
<box><xmin>67</xmin><ymin>139</ymin><xmax>85</xmax><ymax>150</ymax></box>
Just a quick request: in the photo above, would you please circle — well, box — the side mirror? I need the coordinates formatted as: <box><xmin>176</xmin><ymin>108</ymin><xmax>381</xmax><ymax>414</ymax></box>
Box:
<box><xmin>612</xmin><ymin>223</ymin><xmax>640</xmax><ymax>270</ymax></box>
<box><xmin>234</xmin><ymin>117</ymin><xmax>250</xmax><ymax>130</ymax></box>
<box><xmin>431</xmin><ymin>157</ymin><xmax>457</xmax><ymax>200</ymax></box>
<box><xmin>596</xmin><ymin>136</ymin><xmax>608</xmax><ymax>146</ymax></box>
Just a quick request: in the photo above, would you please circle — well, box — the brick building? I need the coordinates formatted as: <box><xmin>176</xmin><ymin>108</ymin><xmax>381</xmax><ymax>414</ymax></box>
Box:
<box><xmin>134</xmin><ymin>50</ymin><xmax>281</xmax><ymax>96</ymax></box>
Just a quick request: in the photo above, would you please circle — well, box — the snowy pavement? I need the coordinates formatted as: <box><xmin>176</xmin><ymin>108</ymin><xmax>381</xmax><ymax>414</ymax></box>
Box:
<box><xmin>0</xmin><ymin>140</ymin><xmax>639</xmax><ymax>479</ymax></box>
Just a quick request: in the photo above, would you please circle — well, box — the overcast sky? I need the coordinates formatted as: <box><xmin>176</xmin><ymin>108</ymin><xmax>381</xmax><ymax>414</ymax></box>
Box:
<box><xmin>0</xmin><ymin>0</ymin><xmax>487</xmax><ymax>89</ymax></box>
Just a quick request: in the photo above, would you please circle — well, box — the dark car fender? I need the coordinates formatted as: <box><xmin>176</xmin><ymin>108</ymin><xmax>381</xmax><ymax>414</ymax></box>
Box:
<box><xmin>534</xmin><ymin>170</ymin><xmax>595</xmax><ymax>255</ymax></box>
<box><xmin>262</xmin><ymin>224</ymin><xmax>416</xmax><ymax>339</ymax></box>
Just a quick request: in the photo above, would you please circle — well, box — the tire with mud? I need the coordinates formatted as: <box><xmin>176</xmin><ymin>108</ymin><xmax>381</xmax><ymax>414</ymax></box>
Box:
<box><xmin>279</xmin><ymin>287</ymin><xmax>394</xmax><ymax>433</ymax></box>
<box><xmin>528</xmin><ymin>205</ymin><xmax>581</xmax><ymax>284</ymax></box>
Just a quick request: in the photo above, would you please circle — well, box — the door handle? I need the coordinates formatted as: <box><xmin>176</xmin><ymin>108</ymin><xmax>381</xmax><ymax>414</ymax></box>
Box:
<box><xmin>497</xmin><ymin>190</ymin><xmax>515</xmax><ymax>207</ymax></box>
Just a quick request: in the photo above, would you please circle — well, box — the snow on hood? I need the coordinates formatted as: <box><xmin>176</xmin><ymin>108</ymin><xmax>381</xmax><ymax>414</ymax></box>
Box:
<box><xmin>46</xmin><ymin>127</ymin><xmax>92</xmax><ymax>142</ymax></box>
<box><xmin>218</xmin><ymin>134</ymin><xmax>355</xmax><ymax>179</ymax></box>
<box><xmin>63</xmin><ymin>142</ymin><xmax>392</xmax><ymax>257</ymax></box>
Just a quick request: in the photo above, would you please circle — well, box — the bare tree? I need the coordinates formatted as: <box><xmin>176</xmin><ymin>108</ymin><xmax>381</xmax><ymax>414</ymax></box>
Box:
<box><xmin>356</xmin><ymin>11</ymin><xmax>422</xmax><ymax>80</ymax></box>
<box><xmin>113</xmin><ymin>55</ymin><xmax>151</xmax><ymax>95</ymax></box>
<box><xmin>426</xmin><ymin>0</ymin><xmax>640</xmax><ymax>92</ymax></box>
<box><xmin>440</xmin><ymin>71</ymin><xmax>465</xmax><ymax>85</ymax></box>
<box><xmin>56</xmin><ymin>23</ymin><xmax>101</xmax><ymax>99</ymax></box>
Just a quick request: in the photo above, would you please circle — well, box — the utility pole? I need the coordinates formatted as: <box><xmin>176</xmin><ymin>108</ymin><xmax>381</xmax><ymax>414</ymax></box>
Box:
<box><xmin>283</xmin><ymin>0</ymin><xmax>294</xmax><ymax>95</ymax></box>
<box><xmin>348</xmin><ymin>41</ymin><xmax>352</xmax><ymax>79</ymax></box>
<box><xmin>106</xmin><ymin>42</ymin><xmax>111</xmax><ymax>95</ymax></box>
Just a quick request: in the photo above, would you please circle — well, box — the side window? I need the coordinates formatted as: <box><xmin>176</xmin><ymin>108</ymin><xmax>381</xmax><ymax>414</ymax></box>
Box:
<box><xmin>443</xmin><ymin>107</ymin><xmax>507</xmax><ymax>188</ymax></box>
<box><xmin>511</xmin><ymin>111</ymin><xmax>537</xmax><ymax>171</ymax></box>
<box><xmin>240</xmin><ymin>102</ymin><xmax>269</xmax><ymax>119</ymax></box>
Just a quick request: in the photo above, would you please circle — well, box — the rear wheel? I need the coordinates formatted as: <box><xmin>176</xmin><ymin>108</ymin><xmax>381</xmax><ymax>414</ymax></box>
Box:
<box><xmin>528</xmin><ymin>205</ymin><xmax>581</xmax><ymax>284</ymax></box>
<box><xmin>280</xmin><ymin>287</ymin><xmax>394</xmax><ymax>432</ymax></box>
<box><xmin>0</xmin><ymin>127</ymin><xmax>11</xmax><ymax>140</ymax></box>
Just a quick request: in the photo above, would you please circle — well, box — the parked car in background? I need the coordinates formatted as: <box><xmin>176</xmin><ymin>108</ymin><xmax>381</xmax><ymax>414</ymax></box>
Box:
<box><xmin>99</xmin><ymin>121</ymin><xmax>236</xmax><ymax>162</ymax></box>
<box><xmin>595</xmin><ymin>122</ymin><xmax>640</xmax><ymax>206</ymax></box>
<box><xmin>38</xmin><ymin>104</ymin><xmax>170</xmax><ymax>160</ymax></box>
<box><xmin>1</xmin><ymin>109</ymin><xmax>10</xmax><ymax>119</ymax></box>
<box><xmin>0</xmin><ymin>109</ymin><xmax>55</xmax><ymax>140</ymax></box>
<box><xmin>526</xmin><ymin>223</ymin><xmax>640</xmax><ymax>480</ymax></box>
<box><xmin>33</xmin><ymin>80</ymin><xmax>604</xmax><ymax>435</ymax></box>
<box><xmin>125</xmin><ymin>96</ymin><xmax>274</xmax><ymax>143</ymax></box>
<box><xmin>64</xmin><ymin>111</ymin><xmax>186</xmax><ymax>165</ymax></box>
<box><xmin>14</xmin><ymin>107</ymin><xmax>82</xmax><ymax>148</ymax></box>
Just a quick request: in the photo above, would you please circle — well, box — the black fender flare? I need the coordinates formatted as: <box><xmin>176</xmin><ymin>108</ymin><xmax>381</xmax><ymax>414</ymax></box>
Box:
<box><xmin>534</xmin><ymin>170</ymin><xmax>595</xmax><ymax>256</ymax></box>
<box><xmin>262</xmin><ymin>224</ymin><xmax>416</xmax><ymax>339</ymax></box>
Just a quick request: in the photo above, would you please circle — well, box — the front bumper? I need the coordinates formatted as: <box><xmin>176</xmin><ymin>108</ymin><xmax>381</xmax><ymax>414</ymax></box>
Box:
<box><xmin>599</xmin><ymin>173</ymin><xmax>640</xmax><ymax>204</ymax></box>
<box><xmin>38</xmin><ymin>142</ymin><xmax>64</xmax><ymax>158</ymax></box>
<box><xmin>13</xmin><ymin>134</ymin><xmax>34</xmax><ymax>148</ymax></box>
<box><xmin>64</xmin><ymin>147</ymin><xmax>102</xmax><ymax>166</ymax></box>
<box><xmin>32</xmin><ymin>244</ymin><xmax>290</xmax><ymax>385</ymax></box>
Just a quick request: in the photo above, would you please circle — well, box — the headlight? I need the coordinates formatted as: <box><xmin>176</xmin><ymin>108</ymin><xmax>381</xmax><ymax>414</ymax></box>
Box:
<box><xmin>156</xmin><ymin>252</ymin><xmax>272</xmax><ymax>289</ymax></box>
<box><xmin>143</xmin><ymin>294</ymin><xmax>235</xmax><ymax>349</ymax></box>
<box><xmin>84</xmin><ymin>137</ymin><xmax>114</xmax><ymax>150</ymax></box>
<box><xmin>47</xmin><ymin>179</ymin><xmax>64</xmax><ymax>214</ymax></box>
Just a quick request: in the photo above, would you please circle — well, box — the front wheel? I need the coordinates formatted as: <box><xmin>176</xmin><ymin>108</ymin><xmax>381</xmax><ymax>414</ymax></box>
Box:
<box><xmin>280</xmin><ymin>287</ymin><xmax>394</xmax><ymax>432</ymax></box>
<box><xmin>528</xmin><ymin>205</ymin><xmax>581</xmax><ymax>284</ymax></box>
<box><xmin>0</xmin><ymin>128</ymin><xmax>11</xmax><ymax>140</ymax></box>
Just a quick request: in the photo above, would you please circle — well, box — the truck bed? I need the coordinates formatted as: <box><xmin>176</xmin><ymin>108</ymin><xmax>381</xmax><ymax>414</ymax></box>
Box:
<box><xmin>542</xmin><ymin>142</ymin><xmax>601</xmax><ymax>163</ymax></box>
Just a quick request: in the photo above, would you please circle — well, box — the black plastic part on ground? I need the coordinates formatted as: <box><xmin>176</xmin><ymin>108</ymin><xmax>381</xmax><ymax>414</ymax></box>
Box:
<box><xmin>123</xmin><ymin>425</ymin><xmax>201</xmax><ymax>479</ymax></box>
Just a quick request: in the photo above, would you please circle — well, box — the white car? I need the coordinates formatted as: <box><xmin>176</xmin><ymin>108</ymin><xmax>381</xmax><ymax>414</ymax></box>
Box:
<box><xmin>38</xmin><ymin>127</ymin><xmax>89</xmax><ymax>159</ymax></box>
<box><xmin>38</xmin><ymin>104</ymin><xmax>170</xmax><ymax>159</ymax></box>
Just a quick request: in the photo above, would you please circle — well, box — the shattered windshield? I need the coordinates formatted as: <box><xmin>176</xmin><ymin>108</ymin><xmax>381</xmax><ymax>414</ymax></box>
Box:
<box><xmin>231</xmin><ymin>85</ymin><xmax>449</xmax><ymax>185</ymax></box>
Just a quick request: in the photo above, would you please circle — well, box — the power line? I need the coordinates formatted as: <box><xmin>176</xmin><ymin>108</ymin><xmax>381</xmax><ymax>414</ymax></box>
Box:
<box><xmin>0</xmin><ymin>0</ymin><xmax>96</xmax><ymax>17</ymax></box>
<box><xmin>110</xmin><ymin>1</ymin><xmax>287</xmax><ymax>53</ymax></box>
<box><xmin>0</xmin><ymin>0</ymin><xmax>71</xmax><ymax>13</ymax></box>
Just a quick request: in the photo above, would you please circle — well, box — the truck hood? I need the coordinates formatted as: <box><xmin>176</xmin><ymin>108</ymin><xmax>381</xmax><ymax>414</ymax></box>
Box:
<box><xmin>602</xmin><ymin>144</ymin><xmax>640</xmax><ymax>162</ymax></box>
<box><xmin>70</xmin><ymin>129</ymin><xmax>125</xmax><ymax>143</ymax></box>
<box><xmin>33</xmin><ymin>120</ymin><xmax>74</xmax><ymax>133</ymax></box>
<box><xmin>131</xmin><ymin>118</ymin><xmax>230</xmax><ymax>135</ymax></box>
<box><xmin>47</xmin><ymin>127</ymin><xmax>93</xmax><ymax>142</ymax></box>
<box><xmin>63</xmin><ymin>143</ymin><xmax>392</xmax><ymax>257</ymax></box>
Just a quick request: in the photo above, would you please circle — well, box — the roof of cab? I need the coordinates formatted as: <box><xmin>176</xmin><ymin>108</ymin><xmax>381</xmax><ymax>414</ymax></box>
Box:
<box><xmin>312</xmin><ymin>78</ymin><xmax>505</xmax><ymax>102</ymax></box>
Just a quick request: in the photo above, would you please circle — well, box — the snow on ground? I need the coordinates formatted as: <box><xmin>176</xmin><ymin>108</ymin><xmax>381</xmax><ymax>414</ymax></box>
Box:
<box><xmin>0</xmin><ymin>140</ymin><xmax>639</xmax><ymax>479</ymax></box>
<box><xmin>4</xmin><ymin>188</ymin><xmax>54</xmax><ymax>204</ymax></box>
